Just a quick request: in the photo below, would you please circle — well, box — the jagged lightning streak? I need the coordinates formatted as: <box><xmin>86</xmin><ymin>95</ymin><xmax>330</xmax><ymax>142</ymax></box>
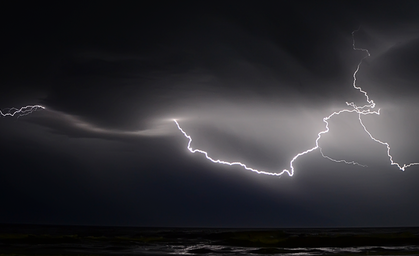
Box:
<box><xmin>349</xmin><ymin>29</ymin><xmax>375</xmax><ymax>109</ymax></box>
<box><xmin>173</xmin><ymin>119</ymin><xmax>290</xmax><ymax>176</ymax></box>
<box><xmin>174</xmin><ymin>29</ymin><xmax>419</xmax><ymax>176</ymax></box>
<box><xmin>1</xmin><ymin>105</ymin><xmax>45</xmax><ymax>117</ymax></box>
<box><xmin>346</xmin><ymin>29</ymin><xmax>419</xmax><ymax>171</ymax></box>
<box><xmin>357</xmin><ymin>114</ymin><xmax>419</xmax><ymax>171</ymax></box>
<box><xmin>173</xmin><ymin>108</ymin><xmax>368</xmax><ymax>177</ymax></box>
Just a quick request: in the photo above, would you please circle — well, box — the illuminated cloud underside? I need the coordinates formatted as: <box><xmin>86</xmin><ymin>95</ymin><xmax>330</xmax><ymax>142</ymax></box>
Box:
<box><xmin>173</xmin><ymin>30</ymin><xmax>419</xmax><ymax>177</ymax></box>
<box><xmin>1</xmin><ymin>107</ymin><xmax>169</xmax><ymax>137</ymax></box>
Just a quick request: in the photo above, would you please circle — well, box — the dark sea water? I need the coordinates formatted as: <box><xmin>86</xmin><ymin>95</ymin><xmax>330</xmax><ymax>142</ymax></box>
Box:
<box><xmin>1</xmin><ymin>224</ymin><xmax>419</xmax><ymax>255</ymax></box>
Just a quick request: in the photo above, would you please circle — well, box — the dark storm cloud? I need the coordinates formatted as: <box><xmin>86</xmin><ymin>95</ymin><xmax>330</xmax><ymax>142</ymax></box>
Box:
<box><xmin>1</xmin><ymin>1</ymin><xmax>419</xmax><ymax>227</ymax></box>
<box><xmin>38</xmin><ymin>8</ymin><xmax>350</xmax><ymax>135</ymax></box>
<box><xmin>370</xmin><ymin>37</ymin><xmax>419</xmax><ymax>94</ymax></box>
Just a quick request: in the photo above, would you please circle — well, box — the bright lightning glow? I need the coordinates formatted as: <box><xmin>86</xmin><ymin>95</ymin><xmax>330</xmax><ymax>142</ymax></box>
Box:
<box><xmin>174</xmin><ymin>29</ymin><xmax>419</xmax><ymax>177</ymax></box>
<box><xmin>174</xmin><ymin>119</ymin><xmax>291</xmax><ymax>176</ymax></box>
<box><xmin>1</xmin><ymin>105</ymin><xmax>45</xmax><ymax>117</ymax></box>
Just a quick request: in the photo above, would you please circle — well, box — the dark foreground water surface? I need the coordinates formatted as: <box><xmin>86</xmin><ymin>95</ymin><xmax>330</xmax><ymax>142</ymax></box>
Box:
<box><xmin>1</xmin><ymin>225</ymin><xmax>419</xmax><ymax>255</ymax></box>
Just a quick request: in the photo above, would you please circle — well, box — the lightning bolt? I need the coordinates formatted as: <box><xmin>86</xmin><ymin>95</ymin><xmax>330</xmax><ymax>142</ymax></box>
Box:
<box><xmin>174</xmin><ymin>29</ymin><xmax>419</xmax><ymax>176</ymax></box>
<box><xmin>1</xmin><ymin>105</ymin><xmax>45</xmax><ymax>117</ymax></box>
<box><xmin>174</xmin><ymin>119</ymin><xmax>290</xmax><ymax>176</ymax></box>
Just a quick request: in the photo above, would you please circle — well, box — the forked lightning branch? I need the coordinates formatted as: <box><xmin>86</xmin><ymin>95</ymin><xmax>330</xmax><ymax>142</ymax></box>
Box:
<box><xmin>173</xmin><ymin>30</ymin><xmax>419</xmax><ymax>176</ymax></box>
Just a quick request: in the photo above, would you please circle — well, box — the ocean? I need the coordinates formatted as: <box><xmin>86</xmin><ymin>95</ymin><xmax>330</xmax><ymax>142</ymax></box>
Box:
<box><xmin>1</xmin><ymin>224</ymin><xmax>419</xmax><ymax>255</ymax></box>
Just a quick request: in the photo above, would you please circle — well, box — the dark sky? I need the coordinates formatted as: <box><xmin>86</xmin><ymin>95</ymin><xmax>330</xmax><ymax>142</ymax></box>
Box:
<box><xmin>1</xmin><ymin>1</ymin><xmax>419</xmax><ymax>227</ymax></box>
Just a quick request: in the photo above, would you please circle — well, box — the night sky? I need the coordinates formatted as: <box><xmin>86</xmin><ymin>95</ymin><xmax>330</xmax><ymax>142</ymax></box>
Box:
<box><xmin>1</xmin><ymin>1</ymin><xmax>419</xmax><ymax>228</ymax></box>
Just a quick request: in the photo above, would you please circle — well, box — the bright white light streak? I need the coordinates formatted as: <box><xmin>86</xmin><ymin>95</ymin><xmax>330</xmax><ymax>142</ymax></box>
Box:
<box><xmin>174</xmin><ymin>29</ymin><xmax>419</xmax><ymax>177</ymax></box>
<box><xmin>1</xmin><ymin>105</ymin><xmax>45</xmax><ymax>117</ymax></box>
<box><xmin>173</xmin><ymin>119</ymin><xmax>290</xmax><ymax>176</ymax></box>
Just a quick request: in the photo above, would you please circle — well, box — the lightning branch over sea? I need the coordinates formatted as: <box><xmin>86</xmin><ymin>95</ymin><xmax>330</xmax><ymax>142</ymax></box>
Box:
<box><xmin>174</xmin><ymin>29</ymin><xmax>419</xmax><ymax>176</ymax></box>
